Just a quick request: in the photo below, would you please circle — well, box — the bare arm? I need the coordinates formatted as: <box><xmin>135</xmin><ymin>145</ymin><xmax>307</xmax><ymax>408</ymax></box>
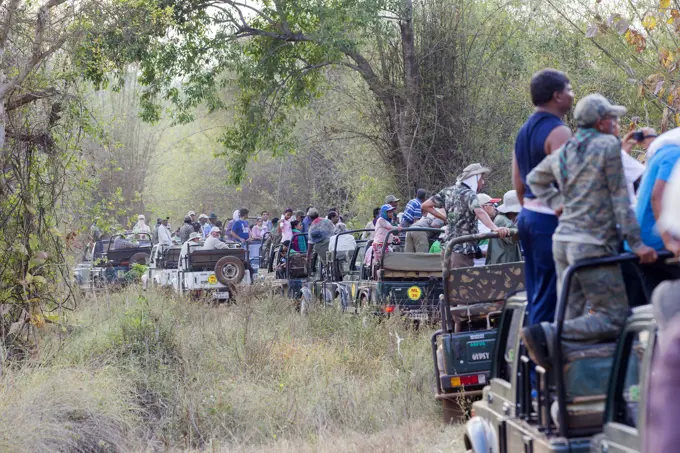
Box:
<box><xmin>651</xmin><ymin>179</ymin><xmax>667</xmax><ymax>221</ymax></box>
<box><xmin>512</xmin><ymin>154</ymin><xmax>525</xmax><ymax>206</ymax></box>
<box><xmin>474</xmin><ymin>208</ymin><xmax>510</xmax><ymax>237</ymax></box>
<box><xmin>545</xmin><ymin>125</ymin><xmax>572</xmax><ymax>154</ymax></box>
<box><xmin>422</xmin><ymin>198</ymin><xmax>446</xmax><ymax>222</ymax></box>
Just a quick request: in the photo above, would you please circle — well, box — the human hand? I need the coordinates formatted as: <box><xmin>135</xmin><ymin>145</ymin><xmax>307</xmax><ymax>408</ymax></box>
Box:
<box><xmin>495</xmin><ymin>227</ymin><xmax>510</xmax><ymax>238</ymax></box>
<box><xmin>555</xmin><ymin>206</ymin><xmax>564</xmax><ymax>217</ymax></box>
<box><xmin>621</xmin><ymin>130</ymin><xmax>636</xmax><ymax>154</ymax></box>
<box><xmin>634</xmin><ymin>245</ymin><xmax>658</xmax><ymax>264</ymax></box>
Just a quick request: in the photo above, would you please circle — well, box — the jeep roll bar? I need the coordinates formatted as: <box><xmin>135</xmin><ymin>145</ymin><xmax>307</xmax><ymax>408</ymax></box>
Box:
<box><xmin>380</xmin><ymin>227</ymin><xmax>445</xmax><ymax>269</ymax></box>
<box><xmin>440</xmin><ymin>231</ymin><xmax>516</xmax><ymax>334</ymax></box>
<box><xmin>106</xmin><ymin>232</ymin><xmax>152</xmax><ymax>253</ymax></box>
<box><xmin>330</xmin><ymin>229</ymin><xmax>373</xmax><ymax>281</ymax></box>
<box><xmin>551</xmin><ymin>250</ymin><xmax>673</xmax><ymax>438</ymax></box>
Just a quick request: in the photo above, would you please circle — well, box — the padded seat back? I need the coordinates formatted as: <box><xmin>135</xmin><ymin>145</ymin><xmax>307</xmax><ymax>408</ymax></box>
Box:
<box><xmin>189</xmin><ymin>249</ymin><xmax>246</xmax><ymax>271</ymax></box>
<box><xmin>446</xmin><ymin>262</ymin><xmax>524</xmax><ymax>306</ymax></box>
<box><xmin>288</xmin><ymin>253</ymin><xmax>308</xmax><ymax>279</ymax></box>
<box><xmin>164</xmin><ymin>247</ymin><xmax>181</xmax><ymax>269</ymax></box>
<box><xmin>563</xmin><ymin>341</ymin><xmax>616</xmax><ymax>402</ymax></box>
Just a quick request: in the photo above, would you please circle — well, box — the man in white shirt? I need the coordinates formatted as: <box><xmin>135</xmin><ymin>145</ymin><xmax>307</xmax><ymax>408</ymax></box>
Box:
<box><xmin>157</xmin><ymin>218</ymin><xmax>173</xmax><ymax>246</ymax></box>
<box><xmin>202</xmin><ymin>228</ymin><xmax>230</xmax><ymax>250</ymax></box>
<box><xmin>133</xmin><ymin>214</ymin><xmax>151</xmax><ymax>234</ymax></box>
<box><xmin>179</xmin><ymin>232</ymin><xmax>202</xmax><ymax>270</ymax></box>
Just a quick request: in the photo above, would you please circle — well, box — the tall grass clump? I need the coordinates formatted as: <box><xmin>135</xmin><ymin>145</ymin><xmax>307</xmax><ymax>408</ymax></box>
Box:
<box><xmin>0</xmin><ymin>285</ymin><xmax>455</xmax><ymax>452</ymax></box>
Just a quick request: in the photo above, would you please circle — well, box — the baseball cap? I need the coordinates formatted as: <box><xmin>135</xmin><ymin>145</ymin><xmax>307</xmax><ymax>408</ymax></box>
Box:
<box><xmin>477</xmin><ymin>194</ymin><xmax>493</xmax><ymax>205</ymax></box>
<box><xmin>210</xmin><ymin>227</ymin><xmax>221</xmax><ymax>233</ymax></box>
<box><xmin>187</xmin><ymin>211</ymin><xmax>196</xmax><ymax>217</ymax></box>
<box><xmin>199</xmin><ymin>213</ymin><xmax>208</xmax><ymax>220</ymax></box>
<box><xmin>209</xmin><ymin>212</ymin><xmax>218</xmax><ymax>219</ymax></box>
<box><xmin>385</xmin><ymin>195</ymin><xmax>400</xmax><ymax>203</ymax></box>
<box><xmin>381</xmin><ymin>203</ymin><xmax>396</xmax><ymax>212</ymax></box>
<box><xmin>188</xmin><ymin>232</ymin><xmax>202</xmax><ymax>241</ymax></box>
<box><xmin>574</xmin><ymin>94</ymin><xmax>627</xmax><ymax>127</ymax></box>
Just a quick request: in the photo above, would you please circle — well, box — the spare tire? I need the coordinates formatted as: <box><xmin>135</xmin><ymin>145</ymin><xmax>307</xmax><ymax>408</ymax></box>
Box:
<box><xmin>129</xmin><ymin>252</ymin><xmax>150</xmax><ymax>265</ymax></box>
<box><xmin>215</xmin><ymin>256</ymin><xmax>245</xmax><ymax>285</ymax></box>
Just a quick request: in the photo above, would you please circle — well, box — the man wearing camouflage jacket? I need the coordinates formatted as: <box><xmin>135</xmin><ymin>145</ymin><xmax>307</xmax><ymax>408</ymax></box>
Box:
<box><xmin>521</xmin><ymin>94</ymin><xmax>657</xmax><ymax>369</ymax></box>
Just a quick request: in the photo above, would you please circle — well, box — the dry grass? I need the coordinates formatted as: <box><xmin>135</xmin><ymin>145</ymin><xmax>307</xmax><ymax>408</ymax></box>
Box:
<box><xmin>0</xmin><ymin>286</ymin><xmax>466</xmax><ymax>452</ymax></box>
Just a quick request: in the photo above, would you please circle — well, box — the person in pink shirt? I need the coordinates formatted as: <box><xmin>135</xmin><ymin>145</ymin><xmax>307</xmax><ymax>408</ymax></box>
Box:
<box><xmin>365</xmin><ymin>204</ymin><xmax>401</xmax><ymax>266</ymax></box>
<box><xmin>279</xmin><ymin>208</ymin><xmax>294</xmax><ymax>242</ymax></box>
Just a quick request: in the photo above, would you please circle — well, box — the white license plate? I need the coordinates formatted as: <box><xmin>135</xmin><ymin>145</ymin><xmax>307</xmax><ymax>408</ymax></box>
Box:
<box><xmin>407</xmin><ymin>311</ymin><xmax>428</xmax><ymax>321</ymax></box>
<box><xmin>214</xmin><ymin>292</ymin><xmax>230</xmax><ymax>300</ymax></box>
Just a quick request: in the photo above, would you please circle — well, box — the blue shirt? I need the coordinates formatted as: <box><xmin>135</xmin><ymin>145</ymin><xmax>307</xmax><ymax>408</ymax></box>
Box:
<box><xmin>232</xmin><ymin>219</ymin><xmax>250</xmax><ymax>241</ymax></box>
<box><xmin>202</xmin><ymin>223</ymin><xmax>212</xmax><ymax>238</ymax></box>
<box><xmin>402</xmin><ymin>198</ymin><xmax>422</xmax><ymax>225</ymax></box>
<box><xmin>515</xmin><ymin>111</ymin><xmax>564</xmax><ymax>199</ymax></box>
<box><xmin>635</xmin><ymin>145</ymin><xmax>680</xmax><ymax>250</ymax></box>
<box><xmin>302</xmin><ymin>216</ymin><xmax>312</xmax><ymax>233</ymax></box>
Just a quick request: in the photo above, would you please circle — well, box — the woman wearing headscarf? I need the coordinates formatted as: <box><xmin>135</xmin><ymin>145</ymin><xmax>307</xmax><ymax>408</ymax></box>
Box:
<box><xmin>365</xmin><ymin>204</ymin><xmax>401</xmax><ymax>267</ymax></box>
<box><xmin>133</xmin><ymin>214</ymin><xmax>151</xmax><ymax>234</ymax></box>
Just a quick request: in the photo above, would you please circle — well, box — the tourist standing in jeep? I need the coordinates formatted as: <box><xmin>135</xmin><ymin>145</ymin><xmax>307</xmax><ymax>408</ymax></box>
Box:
<box><xmin>521</xmin><ymin>94</ymin><xmax>657</xmax><ymax>369</ymax></box>
<box><xmin>422</xmin><ymin>163</ymin><xmax>509</xmax><ymax>270</ymax></box>
<box><xmin>513</xmin><ymin>69</ymin><xmax>573</xmax><ymax>327</ymax></box>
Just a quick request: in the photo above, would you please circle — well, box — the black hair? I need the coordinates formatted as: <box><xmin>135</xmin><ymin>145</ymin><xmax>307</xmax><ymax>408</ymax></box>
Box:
<box><xmin>530</xmin><ymin>69</ymin><xmax>570</xmax><ymax>106</ymax></box>
<box><xmin>373</xmin><ymin>207</ymin><xmax>380</xmax><ymax>217</ymax></box>
<box><xmin>184</xmin><ymin>217</ymin><xmax>192</xmax><ymax>224</ymax></box>
<box><xmin>327</xmin><ymin>211</ymin><xmax>338</xmax><ymax>220</ymax></box>
<box><xmin>416</xmin><ymin>189</ymin><xmax>427</xmax><ymax>200</ymax></box>
<box><xmin>272</xmin><ymin>217</ymin><xmax>279</xmax><ymax>224</ymax></box>
<box><xmin>215</xmin><ymin>220</ymin><xmax>223</xmax><ymax>227</ymax></box>
<box><xmin>291</xmin><ymin>219</ymin><xmax>300</xmax><ymax>229</ymax></box>
<box><xmin>261</xmin><ymin>210</ymin><xmax>268</xmax><ymax>215</ymax></box>
<box><xmin>281</xmin><ymin>240</ymin><xmax>291</xmax><ymax>248</ymax></box>
<box><xmin>239</xmin><ymin>208</ymin><xmax>249</xmax><ymax>217</ymax></box>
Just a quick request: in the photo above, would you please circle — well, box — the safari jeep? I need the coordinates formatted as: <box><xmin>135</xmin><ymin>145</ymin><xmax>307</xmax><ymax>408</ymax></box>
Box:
<box><xmin>175</xmin><ymin>241</ymin><xmax>252</xmax><ymax>300</ymax></box>
<box><xmin>431</xmin><ymin>231</ymin><xmax>524</xmax><ymax>422</ymax></box>
<box><xmin>78</xmin><ymin>233</ymin><xmax>151</xmax><ymax>289</ymax></box>
<box><xmin>354</xmin><ymin>227</ymin><xmax>444</xmax><ymax>322</ymax></box>
<box><xmin>145</xmin><ymin>244</ymin><xmax>181</xmax><ymax>289</ymax></box>
<box><xmin>462</xmin><ymin>252</ymin><xmax>669</xmax><ymax>453</ymax></box>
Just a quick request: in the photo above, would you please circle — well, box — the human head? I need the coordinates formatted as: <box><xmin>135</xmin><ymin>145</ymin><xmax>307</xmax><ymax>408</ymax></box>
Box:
<box><xmin>256</xmin><ymin>217</ymin><xmax>263</xmax><ymax>226</ymax></box>
<box><xmin>284</xmin><ymin>208</ymin><xmax>293</xmax><ymax>220</ymax></box>
<box><xmin>137</xmin><ymin>214</ymin><xmax>145</xmax><ymax>222</ymax></box>
<box><xmin>457</xmin><ymin>163</ymin><xmax>491</xmax><ymax>193</ymax></box>
<box><xmin>187</xmin><ymin>211</ymin><xmax>196</xmax><ymax>221</ymax></box>
<box><xmin>335</xmin><ymin>222</ymin><xmax>347</xmax><ymax>233</ymax></box>
<box><xmin>281</xmin><ymin>240</ymin><xmax>290</xmax><ymax>252</ymax></box>
<box><xmin>210</xmin><ymin>227</ymin><xmax>221</xmax><ymax>237</ymax></box>
<box><xmin>530</xmin><ymin>69</ymin><xmax>574</xmax><ymax>115</ymax></box>
<box><xmin>380</xmin><ymin>204</ymin><xmax>396</xmax><ymax>220</ymax></box>
<box><xmin>306</xmin><ymin>208</ymin><xmax>319</xmax><ymax>220</ymax></box>
<box><xmin>209</xmin><ymin>212</ymin><xmax>218</xmax><ymax>224</ymax></box>
<box><xmin>373</xmin><ymin>207</ymin><xmax>380</xmax><ymax>219</ymax></box>
<box><xmin>635</xmin><ymin>127</ymin><xmax>658</xmax><ymax>151</ymax></box>
<box><xmin>239</xmin><ymin>208</ymin><xmax>249</xmax><ymax>220</ymax></box>
<box><xmin>477</xmin><ymin>193</ymin><xmax>497</xmax><ymax>219</ymax></box>
<box><xmin>328</xmin><ymin>211</ymin><xmax>339</xmax><ymax>224</ymax></box>
<box><xmin>295</xmin><ymin>210</ymin><xmax>305</xmax><ymax>221</ymax></box>
<box><xmin>261</xmin><ymin>211</ymin><xmax>269</xmax><ymax>220</ymax></box>
<box><xmin>574</xmin><ymin>94</ymin><xmax>626</xmax><ymax>135</ymax></box>
<box><xmin>189</xmin><ymin>232</ymin><xmax>201</xmax><ymax>242</ymax></box>
<box><xmin>384</xmin><ymin>195</ymin><xmax>400</xmax><ymax>208</ymax></box>
<box><xmin>416</xmin><ymin>189</ymin><xmax>427</xmax><ymax>201</ymax></box>
<box><xmin>162</xmin><ymin>217</ymin><xmax>169</xmax><ymax>226</ymax></box>
<box><xmin>497</xmin><ymin>190</ymin><xmax>522</xmax><ymax>220</ymax></box>
<box><xmin>198</xmin><ymin>214</ymin><xmax>208</xmax><ymax>224</ymax></box>
<box><xmin>291</xmin><ymin>219</ymin><xmax>300</xmax><ymax>230</ymax></box>
<box><xmin>184</xmin><ymin>216</ymin><xmax>192</xmax><ymax>224</ymax></box>
<box><xmin>156</xmin><ymin>218</ymin><xmax>162</xmax><ymax>225</ymax></box>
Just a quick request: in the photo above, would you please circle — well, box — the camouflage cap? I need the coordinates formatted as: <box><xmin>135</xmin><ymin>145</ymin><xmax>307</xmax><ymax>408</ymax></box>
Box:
<box><xmin>574</xmin><ymin>94</ymin><xmax>627</xmax><ymax>127</ymax></box>
<box><xmin>457</xmin><ymin>163</ymin><xmax>490</xmax><ymax>182</ymax></box>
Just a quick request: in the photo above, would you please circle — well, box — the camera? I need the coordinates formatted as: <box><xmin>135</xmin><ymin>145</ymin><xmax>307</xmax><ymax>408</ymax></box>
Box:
<box><xmin>632</xmin><ymin>130</ymin><xmax>645</xmax><ymax>142</ymax></box>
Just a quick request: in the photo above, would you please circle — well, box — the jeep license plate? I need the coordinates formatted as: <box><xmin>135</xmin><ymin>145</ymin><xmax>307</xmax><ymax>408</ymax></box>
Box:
<box><xmin>407</xmin><ymin>310</ymin><xmax>428</xmax><ymax>321</ymax></box>
<box><xmin>214</xmin><ymin>291</ymin><xmax>229</xmax><ymax>300</ymax></box>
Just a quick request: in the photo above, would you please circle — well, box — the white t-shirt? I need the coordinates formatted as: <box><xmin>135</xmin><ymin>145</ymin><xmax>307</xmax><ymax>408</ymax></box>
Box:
<box><xmin>621</xmin><ymin>150</ymin><xmax>646</xmax><ymax>206</ymax></box>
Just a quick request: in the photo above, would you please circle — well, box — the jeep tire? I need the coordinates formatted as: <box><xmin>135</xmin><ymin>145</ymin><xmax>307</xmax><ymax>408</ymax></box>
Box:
<box><xmin>129</xmin><ymin>252</ymin><xmax>150</xmax><ymax>266</ymax></box>
<box><xmin>215</xmin><ymin>256</ymin><xmax>245</xmax><ymax>285</ymax></box>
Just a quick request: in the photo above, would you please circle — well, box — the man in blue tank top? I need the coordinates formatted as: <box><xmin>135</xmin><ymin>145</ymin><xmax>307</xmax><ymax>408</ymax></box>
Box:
<box><xmin>513</xmin><ymin>69</ymin><xmax>574</xmax><ymax>326</ymax></box>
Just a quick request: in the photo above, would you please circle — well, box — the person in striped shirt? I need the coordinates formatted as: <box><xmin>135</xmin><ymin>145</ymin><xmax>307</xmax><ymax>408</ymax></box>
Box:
<box><xmin>400</xmin><ymin>189</ymin><xmax>427</xmax><ymax>228</ymax></box>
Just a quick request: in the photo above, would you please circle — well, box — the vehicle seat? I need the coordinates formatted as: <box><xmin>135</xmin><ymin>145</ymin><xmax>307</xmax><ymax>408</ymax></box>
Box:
<box><xmin>381</xmin><ymin>252</ymin><xmax>441</xmax><ymax>279</ymax></box>
<box><xmin>445</xmin><ymin>262</ymin><xmax>524</xmax><ymax>306</ymax></box>
<box><xmin>552</xmin><ymin>341</ymin><xmax>616</xmax><ymax>432</ymax></box>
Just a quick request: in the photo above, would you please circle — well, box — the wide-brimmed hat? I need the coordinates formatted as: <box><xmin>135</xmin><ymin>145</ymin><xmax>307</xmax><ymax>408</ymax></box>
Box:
<box><xmin>187</xmin><ymin>211</ymin><xmax>196</xmax><ymax>217</ymax></box>
<box><xmin>199</xmin><ymin>213</ymin><xmax>208</xmax><ymax>220</ymax></box>
<box><xmin>457</xmin><ymin>163</ymin><xmax>491</xmax><ymax>182</ymax></box>
<box><xmin>189</xmin><ymin>232</ymin><xmax>202</xmax><ymax>241</ymax></box>
<box><xmin>384</xmin><ymin>195</ymin><xmax>400</xmax><ymax>204</ymax></box>
<box><xmin>497</xmin><ymin>190</ymin><xmax>522</xmax><ymax>214</ymax></box>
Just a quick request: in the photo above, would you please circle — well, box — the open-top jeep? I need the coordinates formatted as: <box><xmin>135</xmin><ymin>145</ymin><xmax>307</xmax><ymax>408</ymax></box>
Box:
<box><xmin>432</xmin><ymin>231</ymin><xmax>524</xmax><ymax>422</ymax></box>
<box><xmin>462</xmin><ymin>252</ymin><xmax>670</xmax><ymax>453</ymax></box>
<box><xmin>176</xmin><ymin>241</ymin><xmax>251</xmax><ymax>300</ymax></box>
<box><xmin>146</xmin><ymin>243</ymin><xmax>182</xmax><ymax>288</ymax></box>
<box><xmin>354</xmin><ymin>227</ymin><xmax>444</xmax><ymax>321</ymax></box>
<box><xmin>77</xmin><ymin>233</ymin><xmax>152</xmax><ymax>289</ymax></box>
<box><xmin>73</xmin><ymin>239</ymin><xmax>110</xmax><ymax>290</ymax></box>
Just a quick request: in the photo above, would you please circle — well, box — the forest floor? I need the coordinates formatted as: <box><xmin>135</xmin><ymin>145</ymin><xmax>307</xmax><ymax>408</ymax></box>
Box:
<box><xmin>0</xmin><ymin>286</ymin><xmax>467</xmax><ymax>452</ymax></box>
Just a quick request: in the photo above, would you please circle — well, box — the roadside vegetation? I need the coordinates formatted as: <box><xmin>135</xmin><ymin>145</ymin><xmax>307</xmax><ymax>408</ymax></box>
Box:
<box><xmin>0</xmin><ymin>287</ymin><xmax>464</xmax><ymax>452</ymax></box>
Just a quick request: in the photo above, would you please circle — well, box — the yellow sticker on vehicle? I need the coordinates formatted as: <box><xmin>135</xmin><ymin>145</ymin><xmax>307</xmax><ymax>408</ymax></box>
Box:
<box><xmin>407</xmin><ymin>286</ymin><xmax>422</xmax><ymax>301</ymax></box>
<box><xmin>351</xmin><ymin>283</ymin><xmax>356</xmax><ymax>298</ymax></box>
<box><xmin>208</xmin><ymin>275</ymin><xmax>217</xmax><ymax>285</ymax></box>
